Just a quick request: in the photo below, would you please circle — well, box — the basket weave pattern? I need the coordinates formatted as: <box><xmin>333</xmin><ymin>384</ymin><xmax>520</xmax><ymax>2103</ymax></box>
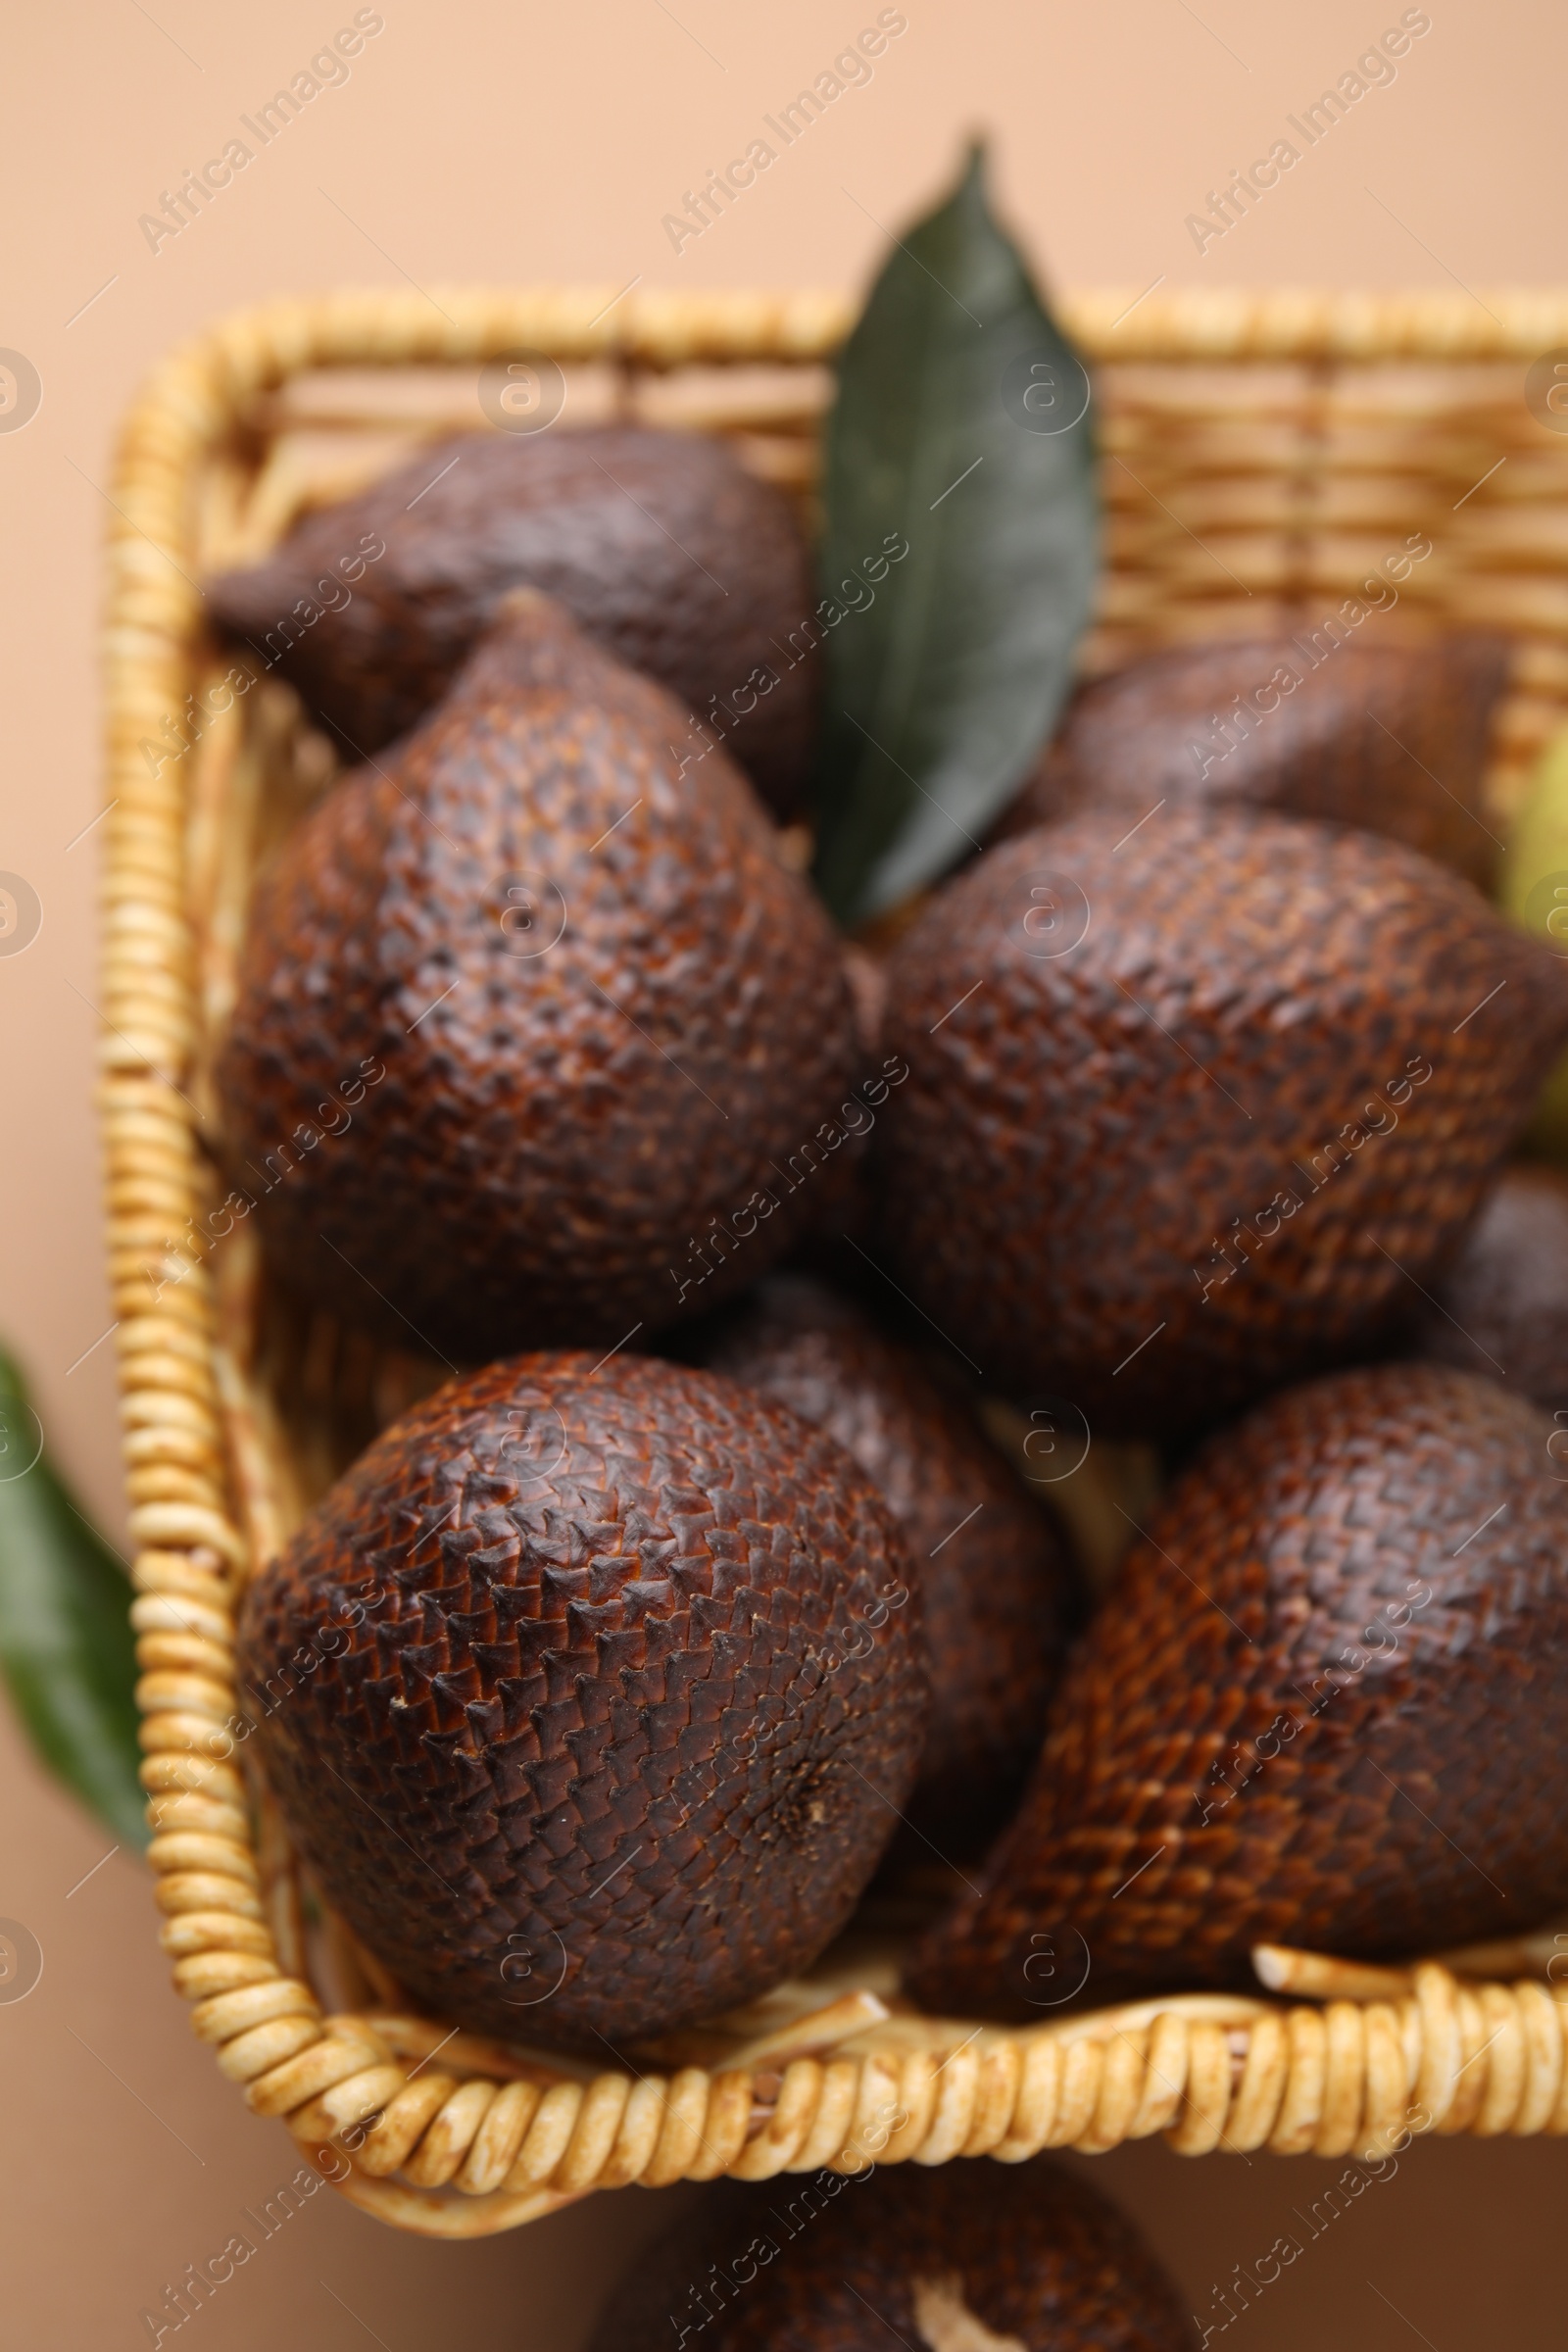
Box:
<box><xmin>103</xmin><ymin>287</ymin><xmax>1568</xmax><ymax>2235</ymax></box>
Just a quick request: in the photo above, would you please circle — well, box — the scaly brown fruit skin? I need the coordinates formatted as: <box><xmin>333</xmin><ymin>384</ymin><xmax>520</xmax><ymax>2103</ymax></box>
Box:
<box><xmin>695</xmin><ymin>1275</ymin><xmax>1077</xmax><ymax>1853</ymax></box>
<box><xmin>908</xmin><ymin>1362</ymin><xmax>1568</xmax><ymax>2017</ymax></box>
<box><xmin>236</xmin><ymin>1352</ymin><xmax>926</xmax><ymax>2052</ymax></box>
<box><xmin>878</xmin><ymin>808</ymin><xmax>1568</xmax><ymax>1434</ymax></box>
<box><xmin>1414</xmin><ymin>1165</ymin><xmax>1568</xmax><ymax>1410</ymax></box>
<box><xmin>207</xmin><ymin>426</ymin><xmax>820</xmax><ymax>817</ymax></box>
<box><xmin>998</xmin><ymin>633</ymin><xmax>1507</xmax><ymax>889</ymax></box>
<box><xmin>215</xmin><ymin>598</ymin><xmax>858</xmax><ymax>1362</ymax></box>
<box><xmin>587</xmin><ymin>2158</ymin><xmax>1192</xmax><ymax>2352</ymax></box>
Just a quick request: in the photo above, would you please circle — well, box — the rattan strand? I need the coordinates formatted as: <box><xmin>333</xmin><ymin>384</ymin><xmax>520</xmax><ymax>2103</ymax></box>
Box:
<box><xmin>103</xmin><ymin>286</ymin><xmax>1568</xmax><ymax>2236</ymax></box>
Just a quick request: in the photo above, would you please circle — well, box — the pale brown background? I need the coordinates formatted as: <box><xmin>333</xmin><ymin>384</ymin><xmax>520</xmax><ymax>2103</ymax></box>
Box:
<box><xmin>3</xmin><ymin>0</ymin><xmax>1566</xmax><ymax>2343</ymax></box>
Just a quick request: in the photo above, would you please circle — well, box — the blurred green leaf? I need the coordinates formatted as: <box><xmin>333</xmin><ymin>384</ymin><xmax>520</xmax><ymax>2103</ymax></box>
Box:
<box><xmin>0</xmin><ymin>1348</ymin><xmax>147</xmax><ymax>1850</ymax></box>
<box><xmin>1500</xmin><ymin>721</ymin><xmax>1568</xmax><ymax>1160</ymax></box>
<box><xmin>812</xmin><ymin>143</ymin><xmax>1099</xmax><ymax>926</ymax></box>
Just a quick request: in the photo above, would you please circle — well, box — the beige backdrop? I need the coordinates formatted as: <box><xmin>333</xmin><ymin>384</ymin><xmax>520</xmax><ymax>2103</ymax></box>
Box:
<box><xmin>4</xmin><ymin>0</ymin><xmax>1567</xmax><ymax>2343</ymax></box>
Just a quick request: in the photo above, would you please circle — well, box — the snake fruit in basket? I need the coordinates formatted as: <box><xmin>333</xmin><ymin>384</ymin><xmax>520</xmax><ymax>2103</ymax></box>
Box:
<box><xmin>998</xmin><ymin>632</ymin><xmax>1507</xmax><ymax>890</ymax></box>
<box><xmin>876</xmin><ymin>807</ymin><xmax>1568</xmax><ymax>1435</ymax></box>
<box><xmin>1413</xmin><ymin>1163</ymin><xmax>1568</xmax><ymax>1411</ymax></box>
<box><xmin>208</xmin><ymin>424</ymin><xmax>820</xmax><ymax>817</ymax></box>
<box><xmin>587</xmin><ymin>2155</ymin><xmax>1191</xmax><ymax>2352</ymax></box>
<box><xmin>693</xmin><ymin>1272</ymin><xmax>1078</xmax><ymax>1854</ymax></box>
<box><xmin>235</xmin><ymin>1351</ymin><xmax>926</xmax><ymax>2051</ymax></box>
<box><xmin>907</xmin><ymin>1361</ymin><xmax>1568</xmax><ymax>2016</ymax></box>
<box><xmin>216</xmin><ymin>594</ymin><xmax>858</xmax><ymax>1363</ymax></box>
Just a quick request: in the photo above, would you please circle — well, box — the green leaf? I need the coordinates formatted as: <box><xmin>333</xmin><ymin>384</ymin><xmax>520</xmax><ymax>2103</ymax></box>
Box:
<box><xmin>811</xmin><ymin>144</ymin><xmax>1099</xmax><ymax>926</ymax></box>
<box><xmin>0</xmin><ymin>1348</ymin><xmax>148</xmax><ymax>1850</ymax></box>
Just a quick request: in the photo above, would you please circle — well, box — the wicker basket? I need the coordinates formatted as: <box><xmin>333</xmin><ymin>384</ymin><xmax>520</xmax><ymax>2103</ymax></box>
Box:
<box><xmin>102</xmin><ymin>285</ymin><xmax>1568</xmax><ymax>2238</ymax></box>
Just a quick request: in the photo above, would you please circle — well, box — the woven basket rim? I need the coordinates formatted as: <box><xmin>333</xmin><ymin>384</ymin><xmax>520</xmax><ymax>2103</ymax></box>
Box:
<box><xmin>101</xmin><ymin>281</ymin><xmax>1568</xmax><ymax>2236</ymax></box>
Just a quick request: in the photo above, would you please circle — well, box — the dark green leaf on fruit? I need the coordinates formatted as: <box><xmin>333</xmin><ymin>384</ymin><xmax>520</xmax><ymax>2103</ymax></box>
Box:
<box><xmin>812</xmin><ymin>143</ymin><xmax>1099</xmax><ymax>925</ymax></box>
